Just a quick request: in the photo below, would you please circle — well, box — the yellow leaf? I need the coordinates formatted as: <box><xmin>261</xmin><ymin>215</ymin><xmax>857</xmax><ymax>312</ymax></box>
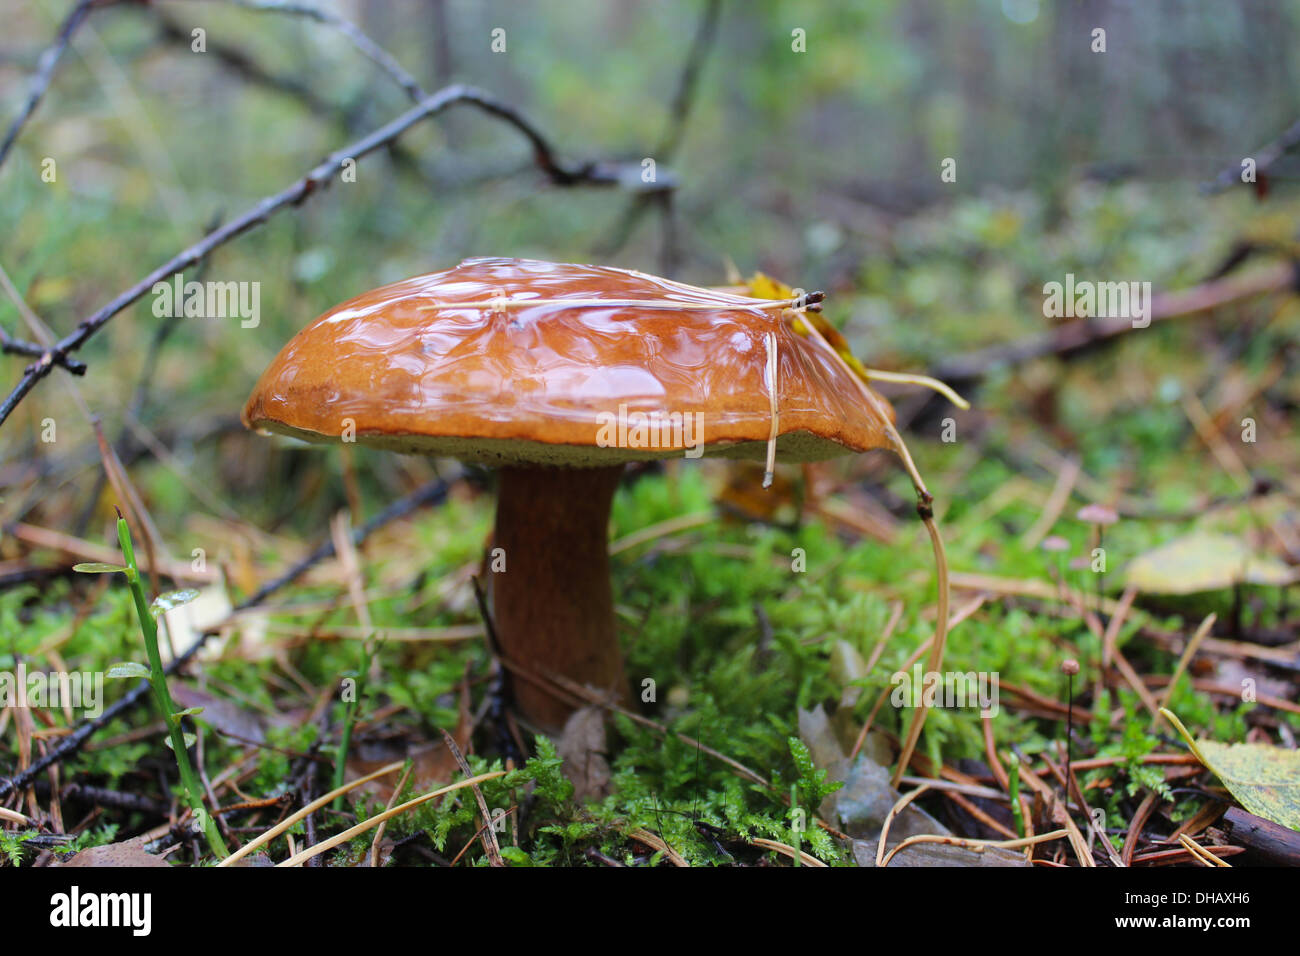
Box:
<box><xmin>1126</xmin><ymin>531</ymin><xmax>1295</xmax><ymax>595</ymax></box>
<box><xmin>744</xmin><ymin>272</ymin><xmax>969</xmax><ymax>410</ymax></box>
<box><xmin>747</xmin><ymin>272</ymin><xmax>878</xmax><ymax>376</ymax></box>
<box><xmin>1162</xmin><ymin>708</ymin><xmax>1300</xmax><ymax>831</ymax></box>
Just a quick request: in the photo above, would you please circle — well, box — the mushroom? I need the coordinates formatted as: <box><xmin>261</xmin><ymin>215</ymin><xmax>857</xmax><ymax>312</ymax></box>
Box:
<box><xmin>242</xmin><ymin>257</ymin><xmax>898</xmax><ymax>731</ymax></box>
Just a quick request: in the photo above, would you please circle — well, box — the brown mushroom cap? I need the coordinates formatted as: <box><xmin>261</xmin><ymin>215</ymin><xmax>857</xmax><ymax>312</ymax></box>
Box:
<box><xmin>242</xmin><ymin>257</ymin><xmax>900</xmax><ymax>731</ymax></box>
<box><xmin>242</xmin><ymin>257</ymin><xmax>895</xmax><ymax>465</ymax></box>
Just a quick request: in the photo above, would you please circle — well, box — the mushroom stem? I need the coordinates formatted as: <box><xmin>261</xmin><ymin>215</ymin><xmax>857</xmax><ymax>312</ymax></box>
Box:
<box><xmin>492</xmin><ymin>464</ymin><xmax>629</xmax><ymax>731</ymax></box>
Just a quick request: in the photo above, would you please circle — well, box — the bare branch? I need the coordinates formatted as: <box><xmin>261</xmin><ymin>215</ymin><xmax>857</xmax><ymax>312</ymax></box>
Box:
<box><xmin>0</xmin><ymin>0</ymin><xmax>105</xmax><ymax>171</ymax></box>
<box><xmin>655</xmin><ymin>0</ymin><xmax>723</xmax><ymax>160</ymax></box>
<box><xmin>0</xmin><ymin>84</ymin><xmax>637</xmax><ymax>430</ymax></box>
<box><xmin>0</xmin><ymin>331</ymin><xmax>86</xmax><ymax>374</ymax></box>
<box><xmin>596</xmin><ymin>0</ymin><xmax>721</xmax><ymax>265</ymax></box>
<box><xmin>191</xmin><ymin>0</ymin><xmax>426</xmax><ymax>102</ymax></box>
<box><xmin>153</xmin><ymin>15</ymin><xmax>336</xmax><ymax>116</ymax></box>
<box><xmin>1202</xmin><ymin>116</ymin><xmax>1300</xmax><ymax>194</ymax></box>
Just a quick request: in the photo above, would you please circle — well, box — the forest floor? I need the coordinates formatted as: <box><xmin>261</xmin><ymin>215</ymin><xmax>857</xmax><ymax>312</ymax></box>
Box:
<box><xmin>2</xmin><ymin>182</ymin><xmax>1298</xmax><ymax>867</ymax></box>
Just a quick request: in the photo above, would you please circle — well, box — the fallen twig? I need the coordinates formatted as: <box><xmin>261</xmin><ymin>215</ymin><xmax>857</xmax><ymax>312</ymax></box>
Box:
<box><xmin>0</xmin><ymin>476</ymin><xmax>452</xmax><ymax>800</ymax></box>
<box><xmin>931</xmin><ymin>261</ymin><xmax>1296</xmax><ymax>389</ymax></box>
<box><xmin>1223</xmin><ymin>807</ymin><xmax>1300</xmax><ymax>865</ymax></box>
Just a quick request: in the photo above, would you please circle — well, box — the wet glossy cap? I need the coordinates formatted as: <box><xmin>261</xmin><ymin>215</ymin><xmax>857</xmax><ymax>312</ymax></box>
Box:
<box><xmin>242</xmin><ymin>257</ymin><xmax>896</xmax><ymax>466</ymax></box>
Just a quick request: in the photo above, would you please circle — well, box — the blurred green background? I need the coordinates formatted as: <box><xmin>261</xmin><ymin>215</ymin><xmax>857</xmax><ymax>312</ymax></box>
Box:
<box><xmin>5</xmin><ymin>0</ymin><xmax>1300</xmax><ymax>592</ymax></box>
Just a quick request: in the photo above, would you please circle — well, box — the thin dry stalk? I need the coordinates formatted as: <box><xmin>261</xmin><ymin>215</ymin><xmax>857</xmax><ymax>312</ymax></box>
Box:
<box><xmin>1122</xmin><ymin>790</ymin><xmax>1160</xmax><ymax>866</ymax></box>
<box><xmin>369</xmin><ymin>764</ymin><xmax>412</xmax><ymax>869</ymax></box>
<box><xmin>1020</xmin><ymin>457</ymin><xmax>1081</xmax><ymax>549</ymax></box>
<box><xmin>276</xmin><ymin>771</ymin><xmax>506</xmax><ymax>867</ymax></box>
<box><xmin>880</xmin><ymin>829</ymin><xmax>1070</xmax><ymax>868</ymax></box>
<box><xmin>875</xmin><ymin>783</ymin><xmax>931</xmax><ymax>866</ymax></box>
<box><xmin>220</xmin><ymin>759</ymin><xmax>405</xmax><ymax>865</ymax></box>
<box><xmin>750</xmin><ymin>837</ymin><xmax>827</xmax><ymax>866</ymax></box>
<box><xmin>1014</xmin><ymin>760</ymin><xmax>1096</xmax><ymax>867</ymax></box>
<box><xmin>862</xmin><ymin>601</ymin><xmax>905</xmax><ymax>673</ymax></box>
<box><xmin>1178</xmin><ymin>833</ymin><xmax>1231</xmax><ymax>867</ymax></box>
<box><xmin>891</xmin><ymin>515</ymin><xmax>951</xmax><ymax>787</ymax></box>
<box><xmin>629</xmin><ymin>828</ymin><xmax>688</xmax><ymax>867</ymax></box>
<box><xmin>439</xmin><ymin>728</ymin><xmax>503</xmax><ymax>867</ymax></box>
<box><xmin>329</xmin><ymin>510</ymin><xmax>374</xmax><ymax>637</ymax></box>
<box><xmin>1150</xmin><ymin>613</ymin><xmax>1216</xmax><ymax>731</ymax></box>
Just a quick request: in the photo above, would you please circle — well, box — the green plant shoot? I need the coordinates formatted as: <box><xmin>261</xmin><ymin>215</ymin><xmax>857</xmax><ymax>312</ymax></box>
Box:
<box><xmin>75</xmin><ymin>513</ymin><xmax>229</xmax><ymax>859</ymax></box>
<box><xmin>333</xmin><ymin>637</ymin><xmax>380</xmax><ymax>809</ymax></box>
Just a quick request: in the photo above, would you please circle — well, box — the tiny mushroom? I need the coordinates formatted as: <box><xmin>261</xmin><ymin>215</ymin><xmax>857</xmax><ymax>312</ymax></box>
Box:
<box><xmin>1040</xmin><ymin>535</ymin><xmax>1070</xmax><ymax>553</ymax></box>
<box><xmin>242</xmin><ymin>257</ymin><xmax>899</xmax><ymax>731</ymax></box>
<box><xmin>1075</xmin><ymin>503</ymin><xmax>1119</xmax><ymax>527</ymax></box>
